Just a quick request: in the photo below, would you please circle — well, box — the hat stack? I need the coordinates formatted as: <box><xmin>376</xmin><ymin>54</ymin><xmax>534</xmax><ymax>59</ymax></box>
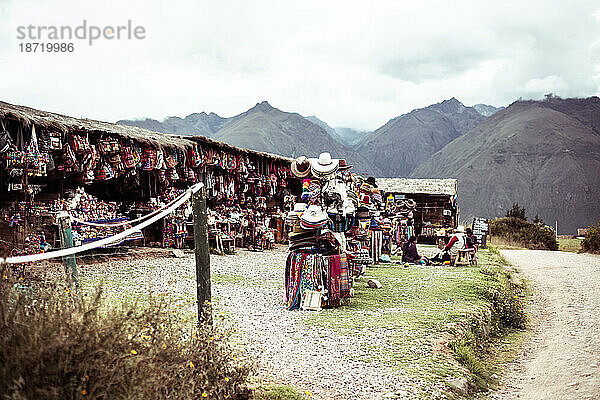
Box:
<box><xmin>286</xmin><ymin>202</ymin><xmax>307</xmax><ymax>233</ymax></box>
<box><xmin>337</xmin><ymin>159</ymin><xmax>352</xmax><ymax>171</ymax></box>
<box><xmin>291</xmin><ymin>156</ymin><xmax>311</xmax><ymax>178</ymax></box>
<box><xmin>300</xmin><ymin>205</ymin><xmax>329</xmax><ymax>229</ymax></box>
<box><xmin>309</xmin><ymin>152</ymin><xmax>339</xmax><ymax>178</ymax></box>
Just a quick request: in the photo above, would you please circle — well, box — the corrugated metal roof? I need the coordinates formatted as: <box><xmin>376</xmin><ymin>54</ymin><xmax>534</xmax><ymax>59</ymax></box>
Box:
<box><xmin>376</xmin><ymin>178</ymin><xmax>457</xmax><ymax>195</ymax></box>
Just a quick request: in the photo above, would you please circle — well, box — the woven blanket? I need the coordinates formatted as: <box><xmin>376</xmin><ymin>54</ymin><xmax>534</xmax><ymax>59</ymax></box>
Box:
<box><xmin>339</xmin><ymin>254</ymin><xmax>350</xmax><ymax>298</ymax></box>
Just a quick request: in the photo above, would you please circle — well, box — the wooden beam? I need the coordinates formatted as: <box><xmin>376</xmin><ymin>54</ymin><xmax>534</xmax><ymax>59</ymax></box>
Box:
<box><xmin>192</xmin><ymin>188</ymin><xmax>212</xmax><ymax>325</ymax></box>
<box><xmin>57</xmin><ymin>214</ymin><xmax>79</xmax><ymax>292</ymax></box>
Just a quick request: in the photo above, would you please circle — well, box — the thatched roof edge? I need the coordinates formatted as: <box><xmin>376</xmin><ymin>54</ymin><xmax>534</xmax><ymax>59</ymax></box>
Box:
<box><xmin>0</xmin><ymin>100</ymin><xmax>292</xmax><ymax>162</ymax></box>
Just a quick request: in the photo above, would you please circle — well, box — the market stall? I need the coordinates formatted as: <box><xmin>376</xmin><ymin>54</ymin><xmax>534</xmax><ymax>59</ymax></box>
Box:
<box><xmin>0</xmin><ymin>100</ymin><xmax>294</xmax><ymax>255</ymax></box>
<box><xmin>376</xmin><ymin>178</ymin><xmax>459</xmax><ymax>246</ymax></box>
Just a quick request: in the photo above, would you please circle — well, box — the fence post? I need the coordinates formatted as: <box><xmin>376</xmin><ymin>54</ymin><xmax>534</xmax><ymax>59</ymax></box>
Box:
<box><xmin>57</xmin><ymin>213</ymin><xmax>79</xmax><ymax>292</ymax></box>
<box><xmin>193</xmin><ymin>188</ymin><xmax>212</xmax><ymax>325</ymax></box>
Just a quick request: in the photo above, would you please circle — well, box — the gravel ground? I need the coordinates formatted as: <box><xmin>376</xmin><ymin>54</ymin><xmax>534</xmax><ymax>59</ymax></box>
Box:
<box><xmin>78</xmin><ymin>245</ymin><xmax>432</xmax><ymax>400</ymax></box>
<box><xmin>489</xmin><ymin>250</ymin><xmax>600</xmax><ymax>400</ymax></box>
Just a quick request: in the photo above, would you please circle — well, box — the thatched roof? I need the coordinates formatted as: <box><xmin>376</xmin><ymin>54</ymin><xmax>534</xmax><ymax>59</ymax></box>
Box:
<box><xmin>376</xmin><ymin>178</ymin><xmax>457</xmax><ymax>196</ymax></box>
<box><xmin>0</xmin><ymin>100</ymin><xmax>291</xmax><ymax>162</ymax></box>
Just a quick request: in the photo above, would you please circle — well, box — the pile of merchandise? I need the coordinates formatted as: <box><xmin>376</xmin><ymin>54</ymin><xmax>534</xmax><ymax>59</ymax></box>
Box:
<box><xmin>0</xmin><ymin>122</ymin><xmax>294</xmax><ymax>252</ymax></box>
<box><xmin>284</xmin><ymin>153</ymin><xmax>355</xmax><ymax>310</ymax></box>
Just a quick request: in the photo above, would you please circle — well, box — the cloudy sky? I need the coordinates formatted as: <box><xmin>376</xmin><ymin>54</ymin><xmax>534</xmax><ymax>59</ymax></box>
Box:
<box><xmin>1</xmin><ymin>0</ymin><xmax>599</xmax><ymax>130</ymax></box>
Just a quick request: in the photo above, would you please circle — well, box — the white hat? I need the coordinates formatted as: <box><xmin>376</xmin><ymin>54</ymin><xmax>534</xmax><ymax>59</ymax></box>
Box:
<box><xmin>455</xmin><ymin>225</ymin><xmax>466</xmax><ymax>233</ymax></box>
<box><xmin>309</xmin><ymin>152</ymin><xmax>339</xmax><ymax>176</ymax></box>
<box><xmin>300</xmin><ymin>204</ymin><xmax>328</xmax><ymax>224</ymax></box>
<box><xmin>293</xmin><ymin>202</ymin><xmax>308</xmax><ymax>212</ymax></box>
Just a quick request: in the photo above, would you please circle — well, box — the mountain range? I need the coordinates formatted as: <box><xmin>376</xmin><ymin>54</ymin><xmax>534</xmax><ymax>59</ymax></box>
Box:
<box><xmin>117</xmin><ymin>96</ymin><xmax>600</xmax><ymax>233</ymax></box>
<box><xmin>410</xmin><ymin>96</ymin><xmax>600</xmax><ymax>233</ymax></box>
<box><xmin>356</xmin><ymin>98</ymin><xmax>487</xmax><ymax>177</ymax></box>
<box><xmin>120</xmin><ymin>102</ymin><xmax>380</xmax><ymax>175</ymax></box>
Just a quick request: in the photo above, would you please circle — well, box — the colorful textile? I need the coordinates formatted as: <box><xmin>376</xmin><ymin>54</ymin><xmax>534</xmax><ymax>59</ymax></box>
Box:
<box><xmin>339</xmin><ymin>254</ymin><xmax>350</xmax><ymax>298</ymax></box>
<box><xmin>370</xmin><ymin>229</ymin><xmax>383</xmax><ymax>263</ymax></box>
<box><xmin>328</xmin><ymin>254</ymin><xmax>341</xmax><ymax>307</ymax></box>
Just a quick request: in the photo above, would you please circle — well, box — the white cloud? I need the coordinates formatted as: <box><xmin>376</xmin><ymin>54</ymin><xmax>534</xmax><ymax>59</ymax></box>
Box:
<box><xmin>1</xmin><ymin>0</ymin><xmax>599</xmax><ymax>130</ymax></box>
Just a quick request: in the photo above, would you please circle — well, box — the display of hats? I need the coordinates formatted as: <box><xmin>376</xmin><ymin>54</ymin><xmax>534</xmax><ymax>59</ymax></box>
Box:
<box><xmin>366</xmin><ymin>176</ymin><xmax>378</xmax><ymax>188</ymax></box>
<box><xmin>356</xmin><ymin>206</ymin><xmax>370</xmax><ymax>220</ymax></box>
<box><xmin>372</xmin><ymin>192</ymin><xmax>383</xmax><ymax>204</ymax></box>
<box><xmin>291</xmin><ymin>156</ymin><xmax>311</xmax><ymax>178</ymax></box>
<box><xmin>287</xmin><ymin>202</ymin><xmax>307</xmax><ymax>220</ymax></box>
<box><xmin>359</xmin><ymin>182</ymin><xmax>373</xmax><ymax>193</ymax></box>
<box><xmin>309</xmin><ymin>152</ymin><xmax>339</xmax><ymax>177</ymax></box>
<box><xmin>300</xmin><ymin>204</ymin><xmax>329</xmax><ymax>229</ymax></box>
<box><xmin>338</xmin><ymin>159</ymin><xmax>352</xmax><ymax>171</ymax></box>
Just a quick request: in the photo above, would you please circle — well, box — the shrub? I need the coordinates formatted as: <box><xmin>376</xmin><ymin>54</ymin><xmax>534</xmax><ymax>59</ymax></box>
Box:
<box><xmin>582</xmin><ymin>222</ymin><xmax>600</xmax><ymax>254</ymax></box>
<box><xmin>490</xmin><ymin>217</ymin><xmax>558</xmax><ymax>251</ymax></box>
<box><xmin>505</xmin><ymin>203</ymin><xmax>527</xmax><ymax>221</ymax></box>
<box><xmin>0</xmin><ymin>274</ymin><xmax>251</xmax><ymax>400</ymax></box>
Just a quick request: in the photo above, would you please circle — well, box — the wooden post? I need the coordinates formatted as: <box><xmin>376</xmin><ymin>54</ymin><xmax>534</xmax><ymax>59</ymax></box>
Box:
<box><xmin>193</xmin><ymin>188</ymin><xmax>212</xmax><ymax>325</ymax></box>
<box><xmin>57</xmin><ymin>213</ymin><xmax>79</xmax><ymax>292</ymax></box>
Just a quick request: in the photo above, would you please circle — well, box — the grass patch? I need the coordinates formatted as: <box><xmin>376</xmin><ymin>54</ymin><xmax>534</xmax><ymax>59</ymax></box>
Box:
<box><xmin>301</xmin><ymin>248</ymin><xmax>527</xmax><ymax>397</ymax></box>
<box><xmin>558</xmin><ymin>238</ymin><xmax>583</xmax><ymax>253</ymax></box>
<box><xmin>252</xmin><ymin>384</ymin><xmax>305</xmax><ymax>400</ymax></box>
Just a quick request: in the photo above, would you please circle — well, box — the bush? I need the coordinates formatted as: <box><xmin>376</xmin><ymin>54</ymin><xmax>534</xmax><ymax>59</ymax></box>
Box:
<box><xmin>582</xmin><ymin>222</ymin><xmax>600</xmax><ymax>254</ymax></box>
<box><xmin>0</xmin><ymin>274</ymin><xmax>251</xmax><ymax>400</ymax></box>
<box><xmin>490</xmin><ymin>217</ymin><xmax>558</xmax><ymax>251</ymax></box>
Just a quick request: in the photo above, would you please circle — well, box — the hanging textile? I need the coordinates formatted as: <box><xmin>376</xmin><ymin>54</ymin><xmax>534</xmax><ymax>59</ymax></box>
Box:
<box><xmin>328</xmin><ymin>255</ymin><xmax>342</xmax><ymax>307</ymax></box>
<box><xmin>370</xmin><ymin>230</ymin><xmax>383</xmax><ymax>263</ymax></box>
<box><xmin>339</xmin><ymin>254</ymin><xmax>350</xmax><ymax>298</ymax></box>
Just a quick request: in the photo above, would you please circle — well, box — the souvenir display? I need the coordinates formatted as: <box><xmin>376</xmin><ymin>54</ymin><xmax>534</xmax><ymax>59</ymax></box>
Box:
<box><xmin>285</xmin><ymin>153</ymin><xmax>356</xmax><ymax>310</ymax></box>
<box><xmin>0</xmin><ymin>118</ymin><xmax>293</xmax><ymax>254</ymax></box>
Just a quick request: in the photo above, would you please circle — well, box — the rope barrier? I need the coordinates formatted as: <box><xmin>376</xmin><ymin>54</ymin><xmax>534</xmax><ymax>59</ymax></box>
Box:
<box><xmin>0</xmin><ymin>182</ymin><xmax>204</xmax><ymax>265</ymax></box>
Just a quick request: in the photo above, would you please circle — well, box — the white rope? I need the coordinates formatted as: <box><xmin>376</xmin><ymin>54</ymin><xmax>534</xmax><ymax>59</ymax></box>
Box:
<box><xmin>1</xmin><ymin>183</ymin><xmax>204</xmax><ymax>264</ymax></box>
<box><xmin>69</xmin><ymin>192</ymin><xmax>187</xmax><ymax>227</ymax></box>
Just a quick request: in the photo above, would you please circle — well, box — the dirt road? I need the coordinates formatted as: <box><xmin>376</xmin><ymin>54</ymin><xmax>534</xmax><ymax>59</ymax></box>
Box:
<box><xmin>491</xmin><ymin>250</ymin><xmax>600</xmax><ymax>400</ymax></box>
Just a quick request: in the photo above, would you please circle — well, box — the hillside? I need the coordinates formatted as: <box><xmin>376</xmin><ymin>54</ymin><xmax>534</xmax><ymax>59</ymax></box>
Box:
<box><xmin>357</xmin><ymin>98</ymin><xmax>486</xmax><ymax>177</ymax></box>
<box><xmin>473</xmin><ymin>104</ymin><xmax>504</xmax><ymax>117</ymax></box>
<box><xmin>304</xmin><ymin>116</ymin><xmax>368</xmax><ymax>146</ymax></box>
<box><xmin>118</xmin><ymin>112</ymin><xmax>229</xmax><ymax>138</ymax></box>
<box><xmin>213</xmin><ymin>102</ymin><xmax>380</xmax><ymax>175</ymax></box>
<box><xmin>410</xmin><ymin>97</ymin><xmax>600</xmax><ymax>234</ymax></box>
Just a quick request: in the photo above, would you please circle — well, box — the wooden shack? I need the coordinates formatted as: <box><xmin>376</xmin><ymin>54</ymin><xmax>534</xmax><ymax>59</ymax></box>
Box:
<box><xmin>376</xmin><ymin>178</ymin><xmax>458</xmax><ymax>242</ymax></box>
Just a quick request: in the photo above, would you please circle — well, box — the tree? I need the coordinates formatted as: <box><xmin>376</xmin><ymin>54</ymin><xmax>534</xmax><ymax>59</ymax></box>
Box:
<box><xmin>533</xmin><ymin>214</ymin><xmax>544</xmax><ymax>225</ymax></box>
<box><xmin>506</xmin><ymin>203</ymin><xmax>527</xmax><ymax>221</ymax></box>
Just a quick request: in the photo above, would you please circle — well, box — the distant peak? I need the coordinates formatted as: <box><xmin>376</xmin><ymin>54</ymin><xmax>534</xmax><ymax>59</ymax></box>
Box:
<box><xmin>428</xmin><ymin>97</ymin><xmax>467</xmax><ymax>114</ymax></box>
<box><xmin>441</xmin><ymin>97</ymin><xmax>463</xmax><ymax>106</ymax></box>
<box><xmin>251</xmin><ymin>101</ymin><xmax>274</xmax><ymax>112</ymax></box>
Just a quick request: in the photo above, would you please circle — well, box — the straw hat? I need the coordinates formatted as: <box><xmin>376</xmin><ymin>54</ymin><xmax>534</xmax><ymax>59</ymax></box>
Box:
<box><xmin>300</xmin><ymin>204</ymin><xmax>328</xmax><ymax>223</ymax></box>
<box><xmin>338</xmin><ymin>159</ymin><xmax>352</xmax><ymax>171</ymax></box>
<box><xmin>309</xmin><ymin>152</ymin><xmax>339</xmax><ymax>176</ymax></box>
<box><xmin>291</xmin><ymin>156</ymin><xmax>311</xmax><ymax>178</ymax></box>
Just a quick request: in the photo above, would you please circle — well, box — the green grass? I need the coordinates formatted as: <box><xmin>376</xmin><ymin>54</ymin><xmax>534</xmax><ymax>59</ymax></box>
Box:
<box><xmin>252</xmin><ymin>384</ymin><xmax>305</xmax><ymax>400</ymax></box>
<box><xmin>558</xmin><ymin>238</ymin><xmax>582</xmax><ymax>253</ymax></box>
<box><xmin>301</xmin><ymin>248</ymin><xmax>525</xmax><ymax>396</ymax></box>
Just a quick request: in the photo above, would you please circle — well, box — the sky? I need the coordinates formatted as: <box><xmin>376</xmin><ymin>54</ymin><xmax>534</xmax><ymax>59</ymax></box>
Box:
<box><xmin>1</xmin><ymin>0</ymin><xmax>599</xmax><ymax>131</ymax></box>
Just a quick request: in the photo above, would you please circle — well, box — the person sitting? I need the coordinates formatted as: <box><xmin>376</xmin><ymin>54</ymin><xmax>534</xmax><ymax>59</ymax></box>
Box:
<box><xmin>465</xmin><ymin>227</ymin><xmax>478</xmax><ymax>250</ymax></box>
<box><xmin>431</xmin><ymin>226</ymin><xmax>467</xmax><ymax>263</ymax></box>
<box><xmin>402</xmin><ymin>235</ymin><xmax>428</xmax><ymax>265</ymax></box>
